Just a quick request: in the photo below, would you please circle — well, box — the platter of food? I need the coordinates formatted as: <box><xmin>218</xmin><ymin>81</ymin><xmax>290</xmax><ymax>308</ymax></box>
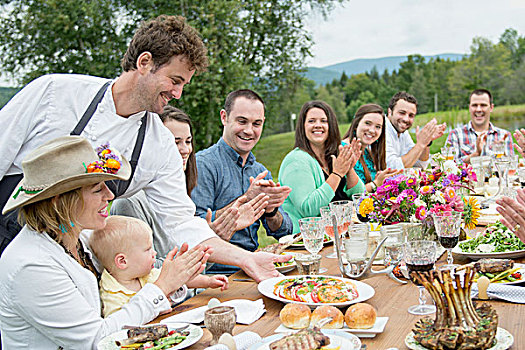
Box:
<box><xmin>468</xmin><ymin>259</ymin><xmax>525</xmax><ymax>285</ymax></box>
<box><xmin>247</xmin><ymin>330</ymin><xmax>361</xmax><ymax>350</ymax></box>
<box><xmin>405</xmin><ymin>327</ymin><xmax>514</xmax><ymax>350</ymax></box>
<box><xmin>453</xmin><ymin>222</ymin><xmax>525</xmax><ymax>259</ymax></box>
<box><xmin>257</xmin><ymin>275</ymin><xmax>374</xmax><ymax>308</ymax></box>
<box><xmin>278</xmin><ymin>233</ymin><xmax>333</xmax><ymax>249</ymax></box>
<box><xmin>274</xmin><ymin>252</ymin><xmax>297</xmax><ymax>273</ymax></box>
<box><xmin>97</xmin><ymin>323</ymin><xmax>203</xmax><ymax>350</ymax></box>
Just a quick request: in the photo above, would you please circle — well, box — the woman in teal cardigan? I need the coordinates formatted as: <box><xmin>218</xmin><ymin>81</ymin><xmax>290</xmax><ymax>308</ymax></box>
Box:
<box><xmin>342</xmin><ymin>103</ymin><xmax>400</xmax><ymax>192</ymax></box>
<box><xmin>278</xmin><ymin>100</ymin><xmax>366</xmax><ymax>233</ymax></box>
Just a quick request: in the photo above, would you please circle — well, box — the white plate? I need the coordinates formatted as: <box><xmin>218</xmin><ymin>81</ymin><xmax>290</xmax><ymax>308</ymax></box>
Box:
<box><xmin>257</xmin><ymin>275</ymin><xmax>375</xmax><ymax>308</ymax></box>
<box><xmin>274</xmin><ymin>316</ymin><xmax>388</xmax><ymax>338</ymax></box>
<box><xmin>248</xmin><ymin>332</ymin><xmax>361</xmax><ymax>350</ymax></box>
<box><xmin>279</xmin><ymin>234</ymin><xmax>333</xmax><ymax>249</ymax></box>
<box><xmin>453</xmin><ymin>239</ymin><xmax>525</xmax><ymax>260</ymax></box>
<box><xmin>405</xmin><ymin>327</ymin><xmax>513</xmax><ymax>350</ymax></box>
<box><xmin>474</xmin><ymin>263</ymin><xmax>525</xmax><ymax>285</ymax></box>
<box><xmin>97</xmin><ymin>323</ymin><xmax>203</xmax><ymax>350</ymax></box>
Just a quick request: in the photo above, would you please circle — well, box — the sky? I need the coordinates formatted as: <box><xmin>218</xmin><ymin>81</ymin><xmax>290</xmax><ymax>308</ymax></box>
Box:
<box><xmin>306</xmin><ymin>0</ymin><xmax>525</xmax><ymax>68</ymax></box>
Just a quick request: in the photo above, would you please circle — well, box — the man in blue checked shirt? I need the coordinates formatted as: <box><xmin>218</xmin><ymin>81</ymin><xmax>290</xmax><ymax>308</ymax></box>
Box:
<box><xmin>191</xmin><ymin>89</ymin><xmax>293</xmax><ymax>274</ymax></box>
<box><xmin>446</xmin><ymin>89</ymin><xmax>514</xmax><ymax>164</ymax></box>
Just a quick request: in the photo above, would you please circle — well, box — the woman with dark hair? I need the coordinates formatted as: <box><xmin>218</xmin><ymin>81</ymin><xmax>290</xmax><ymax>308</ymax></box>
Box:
<box><xmin>278</xmin><ymin>100</ymin><xmax>365</xmax><ymax>232</ymax></box>
<box><xmin>159</xmin><ymin>105</ymin><xmax>198</xmax><ymax>196</ymax></box>
<box><xmin>342</xmin><ymin>104</ymin><xmax>400</xmax><ymax>192</ymax></box>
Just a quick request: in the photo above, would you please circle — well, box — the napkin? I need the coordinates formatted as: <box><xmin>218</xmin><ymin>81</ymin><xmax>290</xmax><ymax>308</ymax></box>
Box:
<box><xmin>204</xmin><ymin>331</ymin><xmax>262</xmax><ymax>350</ymax></box>
<box><xmin>162</xmin><ymin>299</ymin><xmax>266</xmax><ymax>325</ymax></box>
<box><xmin>471</xmin><ymin>283</ymin><xmax>525</xmax><ymax>303</ymax></box>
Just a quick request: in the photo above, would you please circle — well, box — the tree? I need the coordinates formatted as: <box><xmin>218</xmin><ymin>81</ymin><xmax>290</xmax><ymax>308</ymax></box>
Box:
<box><xmin>0</xmin><ymin>0</ymin><xmax>347</xmax><ymax>149</ymax></box>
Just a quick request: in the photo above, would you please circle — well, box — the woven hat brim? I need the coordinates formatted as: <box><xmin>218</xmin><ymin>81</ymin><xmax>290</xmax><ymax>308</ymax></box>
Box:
<box><xmin>2</xmin><ymin>157</ymin><xmax>131</xmax><ymax>214</ymax></box>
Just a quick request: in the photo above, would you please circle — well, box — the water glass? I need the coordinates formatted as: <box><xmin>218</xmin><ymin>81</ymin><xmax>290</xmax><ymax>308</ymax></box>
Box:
<box><xmin>299</xmin><ymin>217</ymin><xmax>327</xmax><ymax>273</ymax></box>
<box><xmin>441</xmin><ymin>146</ymin><xmax>454</xmax><ymax>160</ymax></box>
<box><xmin>380</xmin><ymin>225</ymin><xmax>404</xmax><ymax>267</ymax></box>
<box><xmin>329</xmin><ymin>200</ymin><xmax>352</xmax><ymax>238</ymax></box>
<box><xmin>344</xmin><ymin>223</ymin><xmax>369</xmax><ymax>262</ymax></box>
<box><xmin>352</xmin><ymin>193</ymin><xmax>368</xmax><ymax>222</ymax></box>
<box><xmin>403</xmin><ymin>240</ymin><xmax>437</xmax><ymax>315</ymax></box>
<box><xmin>490</xmin><ymin>142</ymin><xmax>506</xmax><ymax>159</ymax></box>
<box><xmin>432</xmin><ymin>211</ymin><xmax>461</xmax><ymax>270</ymax></box>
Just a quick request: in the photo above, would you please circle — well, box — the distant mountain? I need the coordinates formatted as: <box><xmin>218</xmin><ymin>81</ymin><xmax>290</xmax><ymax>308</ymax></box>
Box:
<box><xmin>304</xmin><ymin>53</ymin><xmax>464</xmax><ymax>85</ymax></box>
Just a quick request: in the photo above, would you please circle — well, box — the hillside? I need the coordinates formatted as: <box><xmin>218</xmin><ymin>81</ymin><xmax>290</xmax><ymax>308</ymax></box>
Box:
<box><xmin>253</xmin><ymin>104</ymin><xmax>525</xmax><ymax>178</ymax></box>
<box><xmin>304</xmin><ymin>53</ymin><xmax>463</xmax><ymax>85</ymax></box>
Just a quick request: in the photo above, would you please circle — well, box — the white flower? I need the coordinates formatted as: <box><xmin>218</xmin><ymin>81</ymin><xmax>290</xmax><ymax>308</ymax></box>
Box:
<box><xmin>443</xmin><ymin>160</ymin><xmax>460</xmax><ymax>174</ymax></box>
<box><xmin>432</xmin><ymin>191</ymin><xmax>446</xmax><ymax>204</ymax></box>
<box><xmin>414</xmin><ymin>198</ymin><xmax>426</xmax><ymax>207</ymax></box>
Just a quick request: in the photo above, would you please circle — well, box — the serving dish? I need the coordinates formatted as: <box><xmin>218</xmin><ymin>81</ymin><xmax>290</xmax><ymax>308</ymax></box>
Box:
<box><xmin>257</xmin><ymin>275</ymin><xmax>374</xmax><ymax>308</ymax></box>
<box><xmin>97</xmin><ymin>323</ymin><xmax>202</xmax><ymax>350</ymax></box>
<box><xmin>405</xmin><ymin>327</ymin><xmax>513</xmax><ymax>350</ymax></box>
<box><xmin>247</xmin><ymin>332</ymin><xmax>361</xmax><ymax>350</ymax></box>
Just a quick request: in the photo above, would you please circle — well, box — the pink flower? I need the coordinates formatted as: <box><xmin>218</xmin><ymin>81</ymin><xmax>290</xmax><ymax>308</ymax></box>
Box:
<box><xmin>429</xmin><ymin>204</ymin><xmax>453</xmax><ymax>214</ymax></box>
<box><xmin>380</xmin><ymin>208</ymin><xmax>390</xmax><ymax>216</ymax></box>
<box><xmin>415</xmin><ymin>206</ymin><xmax>427</xmax><ymax>220</ymax></box>
<box><xmin>406</xmin><ymin>178</ymin><xmax>417</xmax><ymax>187</ymax></box>
<box><xmin>442</xmin><ymin>187</ymin><xmax>456</xmax><ymax>202</ymax></box>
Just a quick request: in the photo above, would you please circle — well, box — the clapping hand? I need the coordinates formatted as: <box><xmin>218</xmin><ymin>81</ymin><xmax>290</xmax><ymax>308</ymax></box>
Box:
<box><xmin>496</xmin><ymin>188</ymin><xmax>525</xmax><ymax>244</ymax></box>
<box><xmin>514</xmin><ymin>129</ymin><xmax>525</xmax><ymax>157</ymax></box>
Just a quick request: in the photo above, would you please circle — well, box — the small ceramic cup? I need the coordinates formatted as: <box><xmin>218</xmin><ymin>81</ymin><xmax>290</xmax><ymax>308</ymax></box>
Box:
<box><xmin>204</xmin><ymin>306</ymin><xmax>236</xmax><ymax>345</ymax></box>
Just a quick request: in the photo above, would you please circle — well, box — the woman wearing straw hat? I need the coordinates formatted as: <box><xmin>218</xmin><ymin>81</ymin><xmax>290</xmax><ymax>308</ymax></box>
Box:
<box><xmin>0</xmin><ymin>136</ymin><xmax>210</xmax><ymax>349</ymax></box>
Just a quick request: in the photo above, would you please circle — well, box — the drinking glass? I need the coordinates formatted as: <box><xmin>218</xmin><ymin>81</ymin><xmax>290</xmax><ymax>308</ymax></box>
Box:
<box><xmin>329</xmin><ymin>200</ymin><xmax>352</xmax><ymax>239</ymax></box>
<box><xmin>352</xmin><ymin>193</ymin><xmax>369</xmax><ymax>222</ymax></box>
<box><xmin>381</xmin><ymin>225</ymin><xmax>404</xmax><ymax>267</ymax></box>
<box><xmin>440</xmin><ymin>146</ymin><xmax>454</xmax><ymax>161</ymax></box>
<box><xmin>320</xmin><ymin>206</ymin><xmax>337</xmax><ymax>259</ymax></box>
<box><xmin>403</xmin><ymin>240</ymin><xmax>437</xmax><ymax>315</ymax></box>
<box><xmin>491</xmin><ymin>142</ymin><xmax>506</xmax><ymax>159</ymax></box>
<box><xmin>432</xmin><ymin>211</ymin><xmax>462</xmax><ymax>270</ymax></box>
<box><xmin>344</xmin><ymin>223</ymin><xmax>369</xmax><ymax>262</ymax></box>
<box><xmin>298</xmin><ymin>217</ymin><xmax>327</xmax><ymax>273</ymax></box>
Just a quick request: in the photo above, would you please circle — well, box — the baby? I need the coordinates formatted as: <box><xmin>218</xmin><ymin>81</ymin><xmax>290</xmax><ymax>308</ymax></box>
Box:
<box><xmin>90</xmin><ymin>215</ymin><xmax>229</xmax><ymax>317</ymax></box>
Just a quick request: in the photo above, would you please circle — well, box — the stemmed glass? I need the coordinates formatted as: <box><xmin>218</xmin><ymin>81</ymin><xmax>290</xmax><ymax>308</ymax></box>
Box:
<box><xmin>329</xmin><ymin>200</ymin><xmax>352</xmax><ymax>242</ymax></box>
<box><xmin>298</xmin><ymin>217</ymin><xmax>327</xmax><ymax>273</ymax></box>
<box><xmin>352</xmin><ymin>193</ymin><xmax>369</xmax><ymax>222</ymax></box>
<box><xmin>432</xmin><ymin>211</ymin><xmax>461</xmax><ymax>270</ymax></box>
<box><xmin>381</xmin><ymin>225</ymin><xmax>404</xmax><ymax>267</ymax></box>
<box><xmin>403</xmin><ymin>240</ymin><xmax>437</xmax><ymax>315</ymax></box>
<box><xmin>320</xmin><ymin>206</ymin><xmax>337</xmax><ymax>258</ymax></box>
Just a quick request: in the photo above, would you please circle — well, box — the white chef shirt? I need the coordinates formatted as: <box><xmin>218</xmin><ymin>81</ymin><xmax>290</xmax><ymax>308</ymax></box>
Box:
<box><xmin>0</xmin><ymin>226</ymin><xmax>171</xmax><ymax>349</ymax></box>
<box><xmin>385</xmin><ymin>117</ymin><xmax>430</xmax><ymax>170</ymax></box>
<box><xmin>0</xmin><ymin>74</ymin><xmax>216</xmax><ymax>252</ymax></box>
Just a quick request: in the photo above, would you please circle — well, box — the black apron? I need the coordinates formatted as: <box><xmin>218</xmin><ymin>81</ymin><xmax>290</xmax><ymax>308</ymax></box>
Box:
<box><xmin>0</xmin><ymin>81</ymin><xmax>148</xmax><ymax>256</ymax></box>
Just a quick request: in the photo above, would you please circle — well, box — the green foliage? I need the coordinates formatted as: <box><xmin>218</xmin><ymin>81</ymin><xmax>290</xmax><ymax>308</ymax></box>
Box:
<box><xmin>0</xmin><ymin>87</ymin><xmax>19</xmax><ymax>108</ymax></box>
<box><xmin>0</xmin><ymin>0</ymin><xmax>346</xmax><ymax>150</ymax></box>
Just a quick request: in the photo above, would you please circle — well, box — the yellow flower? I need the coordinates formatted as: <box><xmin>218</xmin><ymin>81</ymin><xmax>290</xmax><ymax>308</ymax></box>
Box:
<box><xmin>359</xmin><ymin>198</ymin><xmax>375</xmax><ymax>216</ymax></box>
<box><xmin>463</xmin><ymin>197</ymin><xmax>481</xmax><ymax>230</ymax></box>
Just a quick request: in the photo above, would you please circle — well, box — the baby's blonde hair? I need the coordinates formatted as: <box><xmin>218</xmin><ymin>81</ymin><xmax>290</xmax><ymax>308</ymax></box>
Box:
<box><xmin>90</xmin><ymin>215</ymin><xmax>152</xmax><ymax>270</ymax></box>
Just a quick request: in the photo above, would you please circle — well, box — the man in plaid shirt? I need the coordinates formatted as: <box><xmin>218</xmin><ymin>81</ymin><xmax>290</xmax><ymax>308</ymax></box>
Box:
<box><xmin>446</xmin><ymin>89</ymin><xmax>513</xmax><ymax>164</ymax></box>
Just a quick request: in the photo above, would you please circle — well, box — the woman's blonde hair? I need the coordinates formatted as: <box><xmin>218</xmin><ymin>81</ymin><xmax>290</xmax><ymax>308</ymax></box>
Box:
<box><xmin>18</xmin><ymin>188</ymin><xmax>83</xmax><ymax>242</ymax></box>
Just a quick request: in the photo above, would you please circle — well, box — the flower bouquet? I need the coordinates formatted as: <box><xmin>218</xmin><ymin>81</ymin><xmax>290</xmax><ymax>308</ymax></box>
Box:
<box><xmin>358</xmin><ymin>164</ymin><xmax>481</xmax><ymax>236</ymax></box>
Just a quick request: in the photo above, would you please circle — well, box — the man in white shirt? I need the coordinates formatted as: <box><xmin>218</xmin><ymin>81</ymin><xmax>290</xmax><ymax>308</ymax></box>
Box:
<box><xmin>0</xmin><ymin>15</ymin><xmax>288</xmax><ymax>282</ymax></box>
<box><xmin>385</xmin><ymin>91</ymin><xmax>446</xmax><ymax>169</ymax></box>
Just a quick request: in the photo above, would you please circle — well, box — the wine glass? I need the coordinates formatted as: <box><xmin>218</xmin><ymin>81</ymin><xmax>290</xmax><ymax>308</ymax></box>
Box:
<box><xmin>432</xmin><ymin>211</ymin><xmax>461</xmax><ymax>270</ymax></box>
<box><xmin>320</xmin><ymin>206</ymin><xmax>337</xmax><ymax>259</ymax></box>
<box><xmin>298</xmin><ymin>217</ymin><xmax>327</xmax><ymax>273</ymax></box>
<box><xmin>329</xmin><ymin>199</ymin><xmax>352</xmax><ymax>240</ymax></box>
<box><xmin>403</xmin><ymin>240</ymin><xmax>437</xmax><ymax>315</ymax></box>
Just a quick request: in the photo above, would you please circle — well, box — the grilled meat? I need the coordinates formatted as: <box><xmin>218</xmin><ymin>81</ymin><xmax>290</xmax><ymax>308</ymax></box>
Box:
<box><xmin>116</xmin><ymin>324</ymin><xmax>168</xmax><ymax>346</ymax></box>
<box><xmin>269</xmin><ymin>326</ymin><xmax>330</xmax><ymax>350</ymax></box>
<box><xmin>474</xmin><ymin>258</ymin><xmax>514</xmax><ymax>273</ymax></box>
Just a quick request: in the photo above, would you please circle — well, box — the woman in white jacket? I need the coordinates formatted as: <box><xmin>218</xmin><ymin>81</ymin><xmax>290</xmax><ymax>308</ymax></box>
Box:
<box><xmin>0</xmin><ymin>136</ymin><xmax>210</xmax><ymax>349</ymax></box>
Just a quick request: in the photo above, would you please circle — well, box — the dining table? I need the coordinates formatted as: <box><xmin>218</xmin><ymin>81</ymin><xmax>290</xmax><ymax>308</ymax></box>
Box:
<box><xmin>152</xmin><ymin>234</ymin><xmax>524</xmax><ymax>350</ymax></box>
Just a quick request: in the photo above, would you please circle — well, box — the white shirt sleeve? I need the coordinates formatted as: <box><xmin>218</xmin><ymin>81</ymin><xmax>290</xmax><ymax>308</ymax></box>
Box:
<box><xmin>11</xmin><ymin>260</ymin><xmax>170</xmax><ymax>349</ymax></box>
<box><xmin>385</xmin><ymin>128</ymin><xmax>406</xmax><ymax>170</ymax></box>
<box><xmin>0</xmin><ymin>77</ymin><xmax>55</xmax><ymax>178</ymax></box>
<box><xmin>140</xmin><ymin>135</ymin><xmax>216</xmax><ymax>255</ymax></box>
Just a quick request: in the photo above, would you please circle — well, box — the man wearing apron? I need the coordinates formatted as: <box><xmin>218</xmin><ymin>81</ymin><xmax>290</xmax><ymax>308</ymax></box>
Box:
<box><xmin>0</xmin><ymin>15</ymin><xmax>289</xmax><ymax>282</ymax></box>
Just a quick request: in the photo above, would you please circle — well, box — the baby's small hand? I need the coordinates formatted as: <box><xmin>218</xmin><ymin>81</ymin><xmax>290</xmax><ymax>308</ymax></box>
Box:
<box><xmin>208</xmin><ymin>275</ymin><xmax>229</xmax><ymax>291</ymax></box>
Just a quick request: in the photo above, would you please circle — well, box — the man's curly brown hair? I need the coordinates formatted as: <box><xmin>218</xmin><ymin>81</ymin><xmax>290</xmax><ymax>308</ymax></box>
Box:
<box><xmin>121</xmin><ymin>15</ymin><xmax>208</xmax><ymax>73</ymax></box>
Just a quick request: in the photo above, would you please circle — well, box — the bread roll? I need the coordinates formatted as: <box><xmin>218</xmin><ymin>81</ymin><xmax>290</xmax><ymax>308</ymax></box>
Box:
<box><xmin>310</xmin><ymin>305</ymin><xmax>344</xmax><ymax>329</ymax></box>
<box><xmin>279</xmin><ymin>303</ymin><xmax>311</xmax><ymax>329</ymax></box>
<box><xmin>345</xmin><ymin>303</ymin><xmax>377</xmax><ymax>329</ymax></box>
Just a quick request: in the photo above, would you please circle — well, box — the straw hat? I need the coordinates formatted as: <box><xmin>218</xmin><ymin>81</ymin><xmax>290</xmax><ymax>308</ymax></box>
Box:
<box><xmin>2</xmin><ymin>136</ymin><xmax>131</xmax><ymax>214</ymax></box>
